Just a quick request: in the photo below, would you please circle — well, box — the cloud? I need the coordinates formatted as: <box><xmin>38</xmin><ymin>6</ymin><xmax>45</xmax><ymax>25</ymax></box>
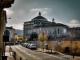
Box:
<box><xmin>6</xmin><ymin>23</ymin><xmax>23</xmax><ymax>30</ymax></box>
<box><xmin>42</xmin><ymin>11</ymin><xmax>47</xmax><ymax>14</ymax></box>
<box><xmin>4</xmin><ymin>9</ymin><xmax>14</xmax><ymax>16</ymax></box>
<box><xmin>70</xmin><ymin>19</ymin><xmax>79</xmax><ymax>24</ymax></box>
<box><xmin>30</xmin><ymin>8</ymin><xmax>52</xmax><ymax>15</ymax></box>
<box><xmin>69</xmin><ymin>19</ymin><xmax>80</xmax><ymax>27</ymax></box>
<box><xmin>30</xmin><ymin>8</ymin><xmax>42</xmax><ymax>12</ymax></box>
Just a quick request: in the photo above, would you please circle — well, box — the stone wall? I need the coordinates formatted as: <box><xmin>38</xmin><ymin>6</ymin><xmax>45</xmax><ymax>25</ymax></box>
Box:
<box><xmin>47</xmin><ymin>40</ymin><xmax>80</xmax><ymax>54</ymax></box>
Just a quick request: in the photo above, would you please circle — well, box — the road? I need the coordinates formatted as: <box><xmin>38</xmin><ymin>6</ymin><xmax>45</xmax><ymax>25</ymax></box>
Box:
<box><xmin>9</xmin><ymin>45</ymin><xmax>72</xmax><ymax>60</ymax></box>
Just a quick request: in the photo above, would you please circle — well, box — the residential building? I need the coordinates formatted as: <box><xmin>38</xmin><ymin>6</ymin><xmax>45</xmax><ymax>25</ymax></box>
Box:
<box><xmin>14</xmin><ymin>33</ymin><xmax>18</xmax><ymax>41</ymax></box>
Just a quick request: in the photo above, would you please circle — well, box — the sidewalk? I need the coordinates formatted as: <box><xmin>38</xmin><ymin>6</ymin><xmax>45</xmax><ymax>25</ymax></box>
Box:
<box><xmin>7</xmin><ymin>55</ymin><xmax>14</xmax><ymax>60</ymax></box>
<box><xmin>37</xmin><ymin>48</ymin><xmax>80</xmax><ymax>60</ymax></box>
<box><xmin>5</xmin><ymin>46</ymin><xmax>14</xmax><ymax>60</ymax></box>
<box><xmin>70</xmin><ymin>57</ymin><xmax>80</xmax><ymax>60</ymax></box>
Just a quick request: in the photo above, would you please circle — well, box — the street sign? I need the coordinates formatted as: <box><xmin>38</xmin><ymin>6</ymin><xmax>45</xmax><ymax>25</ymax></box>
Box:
<box><xmin>3</xmin><ymin>35</ymin><xmax>9</xmax><ymax>42</ymax></box>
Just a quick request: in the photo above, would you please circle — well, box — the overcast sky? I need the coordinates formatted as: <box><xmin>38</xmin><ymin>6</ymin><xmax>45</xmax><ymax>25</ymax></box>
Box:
<box><xmin>4</xmin><ymin>0</ymin><xmax>80</xmax><ymax>30</ymax></box>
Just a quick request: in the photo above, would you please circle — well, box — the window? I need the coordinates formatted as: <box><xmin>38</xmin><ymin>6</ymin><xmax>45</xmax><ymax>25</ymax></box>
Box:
<box><xmin>53</xmin><ymin>31</ymin><xmax>54</xmax><ymax>34</ymax></box>
<box><xmin>58</xmin><ymin>29</ymin><xmax>59</xmax><ymax>34</ymax></box>
<box><xmin>63</xmin><ymin>29</ymin><xmax>66</xmax><ymax>34</ymax></box>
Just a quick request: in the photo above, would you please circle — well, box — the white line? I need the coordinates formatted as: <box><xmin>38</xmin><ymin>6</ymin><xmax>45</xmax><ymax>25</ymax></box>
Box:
<box><xmin>16</xmin><ymin>45</ymin><xmax>69</xmax><ymax>60</ymax></box>
<box><xmin>18</xmin><ymin>45</ymin><xmax>66</xmax><ymax>60</ymax></box>
<box><xmin>15</xmin><ymin>46</ymin><xmax>42</xmax><ymax>60</ymax></box>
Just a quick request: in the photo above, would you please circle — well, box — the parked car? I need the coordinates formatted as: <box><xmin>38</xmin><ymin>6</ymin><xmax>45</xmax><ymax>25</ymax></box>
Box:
<box><xmin>15</xmin><ymin>41</ymin><xmax>19</xmax><ymax>45</ymax></box>
<box><xmin>21</xmin><ymin>43</ymin><xmax>26</xmax><ymax>47</ymax></box>
<box><xmin>24</xmin><ymin>43</ymin><xmax>29</xmax><ymax>48</ymax></box>
<box><xmin>17</xmin><ymin>40</ymin><xmax>22</xmax><ymax>44</ymax></box>
<box><xmin>21</xmin><ymin>43</ymin><xmax>29</xmax><ymax>47</ymax></box>
<box><xmin>28</xmin><ymin>44</ymin><xmax>37</xmax><ymax>49</ymax></box>
<box><xmin>27</xmin><ymin>43</ymin><xmax>31</xmax><ymax>48</ymax></box>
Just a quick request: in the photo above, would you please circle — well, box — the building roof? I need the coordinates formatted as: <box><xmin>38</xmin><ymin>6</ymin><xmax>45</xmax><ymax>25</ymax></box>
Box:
<box><xmin>32</xmin><ymin>16</ymin><xmax>47</xmax><ymax>20</ymax></box>
<box><xmin>24</xmin><ymin>12</ymin><xmax>69</xmax><ymax>28</ymax></box>
<box><xmin>68</xmin><ymin>27</ymin><xmax>80</xmax><ymax>31</ymax></box>
<box><xmin>6</xmin><ymin>26</ymin><xmax>15</xmax><ymax>30</ymax></box>
<box><xmin>24</xmin><ymin>21</ymin><xmax>32</xmax><ymax>23</ymax></box>
<box><xmin>32</xmin><ymin>12</ymin><xmax>47</xmax><ymax>21</ymax></box>
<box><xmin>34</xmin><ymin>22</ymin><xmax>69</xmax><ymax>28</ymax></box>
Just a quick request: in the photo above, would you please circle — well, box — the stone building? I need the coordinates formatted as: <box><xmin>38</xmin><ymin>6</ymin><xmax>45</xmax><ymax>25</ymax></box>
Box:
<box><xmin>47</xmin><ymin>27</ymin><xmax>80</xmax><ymax>54</ymax></box>
<box><xmin>24</xmin><ymin>12</ymin><xmax>69</xmax><ymax>40</ymax></box>
<box><xmin>6</xmin><ymin>26</ymin><xmax>15</xmax><ymax>41</ymax></box>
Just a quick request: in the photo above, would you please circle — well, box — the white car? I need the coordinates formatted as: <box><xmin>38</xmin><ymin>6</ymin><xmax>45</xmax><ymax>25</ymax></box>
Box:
<box><xmin>28</xmin><ymin>44</ymin><xmax>37</xmax><ymax>49</ymax></box>
<box><xmin>22</xmin><ymin>43</ymin><xmax>28</xmax><ymax>47</ymax></box>
<box><xmin>24</xmin><ymin>43</ymin><xmax>29</xmax><ymax>48</ymax></box>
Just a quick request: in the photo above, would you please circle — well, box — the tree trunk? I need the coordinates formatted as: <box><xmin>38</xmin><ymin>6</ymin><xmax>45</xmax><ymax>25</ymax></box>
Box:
<box><xmin>42</xmin><ymin>41</ymin><xmax>44</xmax><ymax>51</ymax></box>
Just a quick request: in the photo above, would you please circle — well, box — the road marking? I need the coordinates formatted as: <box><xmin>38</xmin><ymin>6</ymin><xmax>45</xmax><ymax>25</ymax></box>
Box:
<box><xmin>15</xmin><ymin>46</ymin><xmax>42</xmax><ymax>60</ymax></box>
<box><xmin>18</xmin><ymin>45</ymin><xmax>67</xmax><ymax>60</ymax></box>
<box><xmin>15</xmin><ymin>45</ymin><xmax>70</xmax><ymax>60</ymax></box>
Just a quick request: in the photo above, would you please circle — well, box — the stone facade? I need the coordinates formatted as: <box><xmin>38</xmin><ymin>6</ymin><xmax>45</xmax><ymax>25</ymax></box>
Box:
<box><xmin>24</xmin><ymin>12</ymin><xmax>68</xmax><ymax>40</ymax></box>
<box><xmin>6</xmin><ymin>26</ymin><xmax>15</xmax><ymax>41</ymax></box>
<box><xmin>47</xmin><ymin>40</ymin><xmax>80</xmax><ymax>54</ymax></box>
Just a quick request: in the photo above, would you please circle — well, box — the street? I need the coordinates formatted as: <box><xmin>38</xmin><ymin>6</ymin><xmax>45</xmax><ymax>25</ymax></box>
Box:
<box><xmin>7</xmin><ymin>45</ymin><xmax>72</xmax><ymax>60</ymax></box>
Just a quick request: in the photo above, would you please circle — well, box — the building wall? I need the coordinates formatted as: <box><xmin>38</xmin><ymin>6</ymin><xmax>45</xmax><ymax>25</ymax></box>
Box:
<box><xmin>7</xmin><ymin>29</ymin><xmax>15</xmax><ymax>41</ymax></box>
<box><xmin>26</xmin><ymin>26</ymin><xmax>67</xmax><ymax>39</ymax></box>
<box><xmin>47</xmin><ymin>40</ymin><xmax>80</xmax><ymax>53</ymax></box>
<box><xmin>14</xmin><ymin>34</ymin><xmax>18</xmax><ymax>41</ymax></box>
<box><xmin>18</xmin><ymin>36</ymin><xmax>23</xmax><ymax>40</ymax></box>
<box><xmin>0</xmin><ymin>10</ymin><xmax>6</xmax><ymax>57</ymax></box>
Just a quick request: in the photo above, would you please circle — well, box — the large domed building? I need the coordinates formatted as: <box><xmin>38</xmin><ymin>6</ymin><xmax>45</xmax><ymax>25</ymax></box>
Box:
<box><xmin>24</xmin><ymin>12</ymin><xmax>68</xmax><ymax>40</ymax></box>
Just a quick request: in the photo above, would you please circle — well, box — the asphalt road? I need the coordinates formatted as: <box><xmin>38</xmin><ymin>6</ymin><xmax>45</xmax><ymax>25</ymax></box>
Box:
<box><xmin>10</xmin><ymin>45</ymin><xmax>71</xmax><ymax>60</ymax></box>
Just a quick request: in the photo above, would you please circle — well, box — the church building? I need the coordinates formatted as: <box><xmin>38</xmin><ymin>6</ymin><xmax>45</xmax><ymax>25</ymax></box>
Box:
<box><xmin>24</xmin><ymin>12</ymin><xmax>69</xmax><ymax>40</ymax></box>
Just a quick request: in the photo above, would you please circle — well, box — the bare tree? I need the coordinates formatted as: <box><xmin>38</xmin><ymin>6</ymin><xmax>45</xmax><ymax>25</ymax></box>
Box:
<box><xmin>38</xmin><ymin>30</ymin><xmax>48</xmax><ymax>50</ymax></box>
<box><xmin>66</xmin><ymin>27</ymin><xmax>80</xmax><ymax>58</ymax></box>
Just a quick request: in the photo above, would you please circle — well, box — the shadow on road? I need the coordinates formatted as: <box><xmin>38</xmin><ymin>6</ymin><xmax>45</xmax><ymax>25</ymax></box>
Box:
<box><xmin>44</xmin><ymin>52</ymin><xmax>60</xmax><ymax>55</ymax></box>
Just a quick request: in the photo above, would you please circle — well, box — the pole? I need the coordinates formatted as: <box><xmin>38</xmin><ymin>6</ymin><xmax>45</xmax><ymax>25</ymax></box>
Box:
<box><xmin>0</xmin><ymin>9</ymin><xmax>2</xmax><ymax>60</ymax></box>
<box><xmin>20</xmin><ymin>57</ymin><xmax>22</xmax><ymax>60</ymax></box>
